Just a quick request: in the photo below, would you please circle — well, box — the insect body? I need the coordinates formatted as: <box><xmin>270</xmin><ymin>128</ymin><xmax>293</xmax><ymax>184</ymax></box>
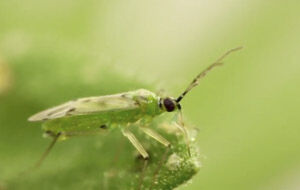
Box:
<box><xmin>29</xmin><ymin>89</ymin><xmax>180</xmax><ymax>161</ymax></box>
<box><xmin>28</xmin><ymin>47</ymin><xmax>242</xmax><ymax>171</ymax></box>
<box><xmin>30</xmin><ymin>90</ymin><xmax>164</xmax><ymax>135</ymax></box>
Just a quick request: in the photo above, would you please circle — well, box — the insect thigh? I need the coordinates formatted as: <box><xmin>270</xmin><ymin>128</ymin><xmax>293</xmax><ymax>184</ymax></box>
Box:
<box><xmin>122</xmin><ymin>128</ymin><xmax>149</xmax><ymax>159</ymax></box>
<box><xmin>140</xmin><ymin>127</ymin><xmax>170</xmax><ymax>147</ymax></box>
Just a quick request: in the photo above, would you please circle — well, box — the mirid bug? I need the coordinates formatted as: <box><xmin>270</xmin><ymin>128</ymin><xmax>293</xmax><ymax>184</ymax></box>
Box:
<box><xmin>28</xmin><ymin>47</ymin><xmax>242</xmax><ymax>188</ymax></box>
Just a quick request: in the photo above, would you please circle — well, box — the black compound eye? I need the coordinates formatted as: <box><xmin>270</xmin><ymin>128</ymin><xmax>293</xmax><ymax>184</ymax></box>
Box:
<box><xmin>163</xmin><ymin>98</ymin><xmax>175</xmax><ymax>112</ymax></box>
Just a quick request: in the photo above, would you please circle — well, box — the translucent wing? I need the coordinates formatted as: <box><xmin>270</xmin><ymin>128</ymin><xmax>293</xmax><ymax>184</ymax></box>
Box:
<box><xmin>28</xmin><ymin>93</ymin><xmax>139</xmax><ymax>122</ymax></box>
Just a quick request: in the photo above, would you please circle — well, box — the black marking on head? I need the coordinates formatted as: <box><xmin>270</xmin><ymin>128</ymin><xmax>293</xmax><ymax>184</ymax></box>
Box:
<box><xmin>159</xmin><ymin>100</ymin><xmax>163</xmax><ymax>108</ymax></box>
<box><xmin>99</xmin><ymin>124</ymin><xmax>107</xmax><ymax>129</ymax></box>
<box><xmin>163</xmin><ymin>98</ymin><xmax>176</xmax><ymax>112</ymax></box>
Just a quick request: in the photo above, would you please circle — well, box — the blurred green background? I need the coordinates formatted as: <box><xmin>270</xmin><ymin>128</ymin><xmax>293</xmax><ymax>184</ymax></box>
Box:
<box><xmin>0</xmin><ymin>0</ymin><xmax>300</xmax><ymax>189</ymax></box>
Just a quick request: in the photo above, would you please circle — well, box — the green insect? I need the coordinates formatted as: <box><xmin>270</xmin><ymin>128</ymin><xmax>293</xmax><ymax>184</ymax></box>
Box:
<box><xmin>28</xmin><ymin>47</ymin><xmax>242</xmax><ymax>186</ymax></box>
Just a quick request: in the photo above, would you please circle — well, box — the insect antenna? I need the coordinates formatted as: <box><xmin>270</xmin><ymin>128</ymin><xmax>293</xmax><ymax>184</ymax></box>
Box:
<box><xmin>176</xmin><ymin>46</ymin><xmax>243</xmax><ymax>103</ymax></box>
<box><xmin>34</xmin><ymin>132</ymin><xmax>61</xmax><ymax>169</ymax></box>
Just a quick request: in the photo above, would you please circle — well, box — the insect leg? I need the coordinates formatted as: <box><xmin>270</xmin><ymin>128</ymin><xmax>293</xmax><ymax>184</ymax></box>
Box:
<box><xmin>35</xmin><ymin>132</ymin><xmax>61</xmax><ymax>169</ymax></box>
<box><xmin>175</xmin><ymin>110</ymin><xmax>191</xmax><ymax>156</ymax></box>
<box><xmin>149</xmin><ymin>147</ymin><xmax>170</xmax><ymax>190</ymax></box>
<box><xmin>140</xmin><ymin>127</ymin><xmax>170</xmax><ymax>147</ymax></box>
<box><xmin>122</xmin><ymin>128</ymin><xmax>149</xmax><ymax>159</ymax></box>
<box><xmin>121</xmin><ymin>128</ymin><xmax>149</xmax><ymax>190</ymax></box>
<box><xmin>139</xmin><ymin>127</ymin><xmax>171</xmax><ymax>190</ymax></box>
<box><xmin>17</xmin><ymin>132</ymin><xmax>61</xmax><ymax>176</ymax></box>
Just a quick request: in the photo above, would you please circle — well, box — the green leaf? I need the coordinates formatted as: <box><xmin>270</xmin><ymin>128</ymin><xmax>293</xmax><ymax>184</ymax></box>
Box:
<box><xmin>5</xmin><ymin>115</ymin><xmax>200</xmax><ymax>190</ymax></box>
<box><xmin>0</xmin><ymin>51</ymin><xmax>200</xmax><ymax>190</ymax></box>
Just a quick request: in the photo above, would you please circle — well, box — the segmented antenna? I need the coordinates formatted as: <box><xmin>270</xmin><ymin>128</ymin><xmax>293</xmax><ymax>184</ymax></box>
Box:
<box><xmin>176</xmin><ymin>46</ymin><xmax>243</xmax><ymax>102</ymax></box>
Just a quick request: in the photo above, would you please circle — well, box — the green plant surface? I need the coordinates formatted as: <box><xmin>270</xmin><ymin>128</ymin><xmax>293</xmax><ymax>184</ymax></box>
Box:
<box><xmin>0</xmin><ymin>51</ymin><xmax>200</xmax><ymax>190</ymax></box>
<box><xmin>7</xmin><ymin>118</ymin><xmax>200</xmax><ymax>190</ymax></box>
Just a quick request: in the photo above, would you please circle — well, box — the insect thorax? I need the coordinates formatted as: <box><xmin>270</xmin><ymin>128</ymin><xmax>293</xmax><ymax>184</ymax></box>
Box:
<box><xmin>131</xmin><ymin>89</ymin><xmax>163</xmax><ymax>117</ymax></box>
